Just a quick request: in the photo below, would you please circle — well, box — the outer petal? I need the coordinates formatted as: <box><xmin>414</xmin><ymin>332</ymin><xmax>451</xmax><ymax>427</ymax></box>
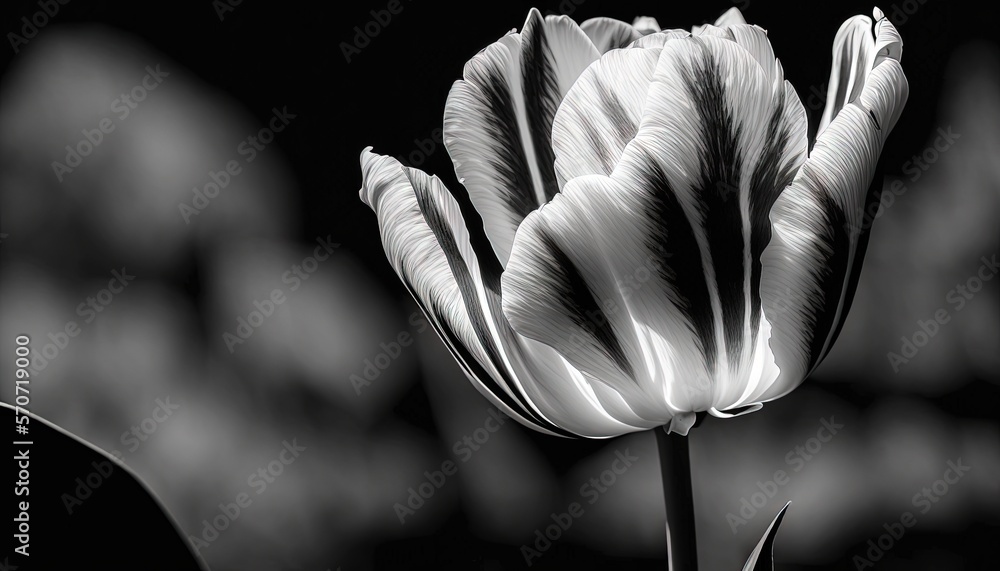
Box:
<box><xmin>504</xmin><ymin>34</ymin><xmax>808</xmax><ymax>424</ymax></box>
<box><xmin>817</xmin><ymin>15</ymin><xmax>876</xmax><ymax>137</ymax></box>
<box><xmin>818</xmin><ymin>8</ymin><xmax>904</xmax><ymax>138</ymax></box>
<box><xmin>444</xmin><ymin>8</ymin><xmax>600</xmax><ymax>266</ymax></box>
<box><xmin>872</xmin><ymin>7</ymin><xmax>902</xmax><ymax>66</ymax></box>
<box><xmin>760</xmin><ymin>21</ymin><xmax>908</xmax><ymax>401</ymax></box>
<box><xmin>360</xmin><ymin>149</ymin><xmax>642</xmax><ymax>437</ymax></box>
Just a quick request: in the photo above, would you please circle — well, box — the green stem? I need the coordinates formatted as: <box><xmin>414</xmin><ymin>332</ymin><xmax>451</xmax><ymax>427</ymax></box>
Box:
<box><xmin>655</xmin><ymin>426</ymin><xmax>698</xmax><ymax>571</ymax></box>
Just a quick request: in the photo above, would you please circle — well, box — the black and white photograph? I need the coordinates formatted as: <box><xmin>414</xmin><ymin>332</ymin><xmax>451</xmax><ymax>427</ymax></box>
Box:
<box><xmin>1</xmin><ymin>1</ymin><xmax>998</xmax><ymax>569</ymax></box>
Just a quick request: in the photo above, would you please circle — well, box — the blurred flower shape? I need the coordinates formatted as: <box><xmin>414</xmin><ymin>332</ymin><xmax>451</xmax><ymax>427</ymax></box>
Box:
<box><xmin>359</xmin><ymin>7</ymin><xmax>907</xmax><ymax>438</ymax></box>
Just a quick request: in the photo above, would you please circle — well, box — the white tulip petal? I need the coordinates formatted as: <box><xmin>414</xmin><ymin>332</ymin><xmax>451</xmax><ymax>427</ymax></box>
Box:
<box><xmin>693</xmin><ymin>24</ymin><xmax>735</xmax><ymax>40</ymax></box>
<box><xmin>581</xmin><ymin>17</ymin><xmax>643</xmax><ymax>53</ymax></box>
<box><xmin>500</xmin><ymin>171</ymin><xmax>704</xmax><ymax>422</ymax></box>
<box><xmin>512</xmin><ymin>33</ymin><xmax>807</xmax><ymax>415</ymax></box>
<box><xmin>692</xmin><ymin>6</ymin><xmax>747</xmax><ymax>35</ymax></box>
<box><xmin>728</xmin><ymin>25</ymin><xmax>782</xmax><ymax>90</ymax></box>
<box><xmin>444</xmin><ymin>8</ymin><xmax>600</xmax><ymax>266</ymax></box>
<box><xmin>710</xmin><ymin>403</ymin><xmax>763</xmax><ymax>418</ymax></box>
<box><xmin>629</xmin><ymin>30</ymin><xmax>691</xmax><ymax>49</ymax></box>
<box><xmin>626</xmin><ymin>35</ymin><xmax>806</xmax><ymax>403</ymax></box>
<box><xmin>361</xmin><ymin>148</ymin><xmax>664</xmax><ymax>437</ymax></box>
<box><xmin>873</xmin><ymin>6</ymin><xmax>903</xmax><ymax>67</ymax></box>
<box><xmin>551</xmin><ymin>47</ymin><xmax>662</xmax><ymax>184</ymax></box>
<box><xmin>714</xmin><ymin>6</ymin><xmax>748</xmax><ymax>27</ymax></box>
<box><xmin>632</xmin><ymin>16</ymin><xmax>661</xmax><ymax>35</ymax></box>
<box><xmin>667</xmin><ymin>412</ymin><xmax>698</xmax><ymax>435</ymax></box>
<box><xmin>512</xmin><ymin>340</ymin><xmax>652</xmax><ymax>436</ymax></box>
<box><xmin>818</xmin><ymin>15</ymin><xmax>876</xmax><ymax>138</ymax></box>
<box><xmin>360</xmin><ymin>148</ymin><xmax>579</xmax><ymax>436</ymax></box>
<box><xmin>759</xmin><ymin>59</ymin><xmax>908</xmax><ymax>402</ymax></box>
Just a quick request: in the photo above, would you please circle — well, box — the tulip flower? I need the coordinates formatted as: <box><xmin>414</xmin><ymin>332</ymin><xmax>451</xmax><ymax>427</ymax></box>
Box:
<box><xmin>359</xmin><ymin>6</ymin><xmax>906</xmax><ymax>569</ymax></box>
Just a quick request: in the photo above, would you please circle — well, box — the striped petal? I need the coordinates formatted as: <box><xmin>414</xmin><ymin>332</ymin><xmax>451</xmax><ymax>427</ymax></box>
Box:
<box><xmin>555</xmin><ymin>24</ymin><xmax>791</xmax><ymax>186</ymax></box>
<box><xmin>759</xmin><ymin>13</ymin><xmax>908</xmax><ymax>401</ymax></box>
<box><xmin>503</xmin><ymin>33</ymin><xmax>808</xmax><ymax>425</ymax></box>
<box><xmin>360</xmin><ymin>148</ymin><xmax>648</xmax><ymax>437</ymax></box>
<box><xmin>551</xmin><ymin>47</ymin><xmax>663</xmax><ymax>185</ymax></box>
<box><xmin>444</xmin><ymin>8</ymin><xmax>600</xmax><ymax>266</ymax></box>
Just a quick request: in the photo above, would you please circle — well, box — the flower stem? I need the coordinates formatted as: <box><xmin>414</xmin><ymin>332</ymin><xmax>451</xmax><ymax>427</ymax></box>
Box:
<box><xmin>655</xmin><ymin>426</ymin><xmax>698</xmax><ymax>571</ymax></box>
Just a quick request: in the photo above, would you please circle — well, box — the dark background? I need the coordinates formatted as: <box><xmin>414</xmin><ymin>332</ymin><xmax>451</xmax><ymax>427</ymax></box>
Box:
<box><xmin>2</xmin><ymin>1</ymin><xmax>998</xmax><ymax>570</ymax></box>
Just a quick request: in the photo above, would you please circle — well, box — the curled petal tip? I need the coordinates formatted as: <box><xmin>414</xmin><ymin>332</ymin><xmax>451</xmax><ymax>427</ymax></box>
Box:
<box><xmin>873</xmin><ymin>7</ymin><xmax>903</xmax><ymax>64</ymax></box>
<box><xmin>665</xmin><ymin>412</ymin><xmax>697</xmax><ymax>436</ymax></box>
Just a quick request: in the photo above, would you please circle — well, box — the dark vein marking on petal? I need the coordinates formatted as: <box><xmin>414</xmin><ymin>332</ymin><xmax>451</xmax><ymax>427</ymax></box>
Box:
<box><xmin>580</xmin><ymin>114</ymin><xmax>616</xmax><ymax>174</ymax></box>
<box><xmin>477</xmin><ymin>59</ymin><xmax>539</xmax><ymax>219</ymax></box>
<box><xmin>868</xmin><ymin>109</ymin><xmax>881</xmax><ymax>131</ymax></box>
<box><xmin>800</xmin><ymin>183</ymin><xmax>851</xmax><ymax>371</ymax></box>
<box><xmin>682</xmin><ymin>43</ymin><xmax>745</xmax><ymax>363</ymax></box>
<box><xmin>408</xmin><ymin>172</ymin><xmax>550</xmax><ymax>425</ymax></box>
<box><xmin>402</xmin><ymin>274</ymin><xmax>573</xmax><ymax>437</ymax></box>
<box><xmin>522</xmin><ymin>15</ymin><xmax>563</xmax><ymax>203</ymax></box>
<box><xmin>594</xmin><ymin>76</ymin><xmax>638</xmax><ymax>149</ymax></box>
<box><xmin>535</xmin><ymin>227</ymin><xmax>635</xmax><ymax>379</ymax></box>
<box><xmin>636</xmin><ymin>149</ymin><xmax>719</xmax><ymax>369</ymax></box>
<box><xmin>749</xmin><ymin>89</ymin><xmax>798</xmax><ymax>341</ymax></box>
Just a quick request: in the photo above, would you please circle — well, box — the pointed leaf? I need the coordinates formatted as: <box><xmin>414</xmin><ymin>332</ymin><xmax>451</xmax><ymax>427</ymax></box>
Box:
<box><xmin>741</xmin><ymin>501</ymin><xmax>791</xmax><ymax>570</ymax></box>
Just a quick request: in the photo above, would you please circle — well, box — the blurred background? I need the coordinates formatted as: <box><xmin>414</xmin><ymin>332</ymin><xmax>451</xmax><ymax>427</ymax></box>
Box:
<box><xmin>0</xmin><ymin>1</ymin><xmax>997</xmax><ymax>569</ymax></box>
